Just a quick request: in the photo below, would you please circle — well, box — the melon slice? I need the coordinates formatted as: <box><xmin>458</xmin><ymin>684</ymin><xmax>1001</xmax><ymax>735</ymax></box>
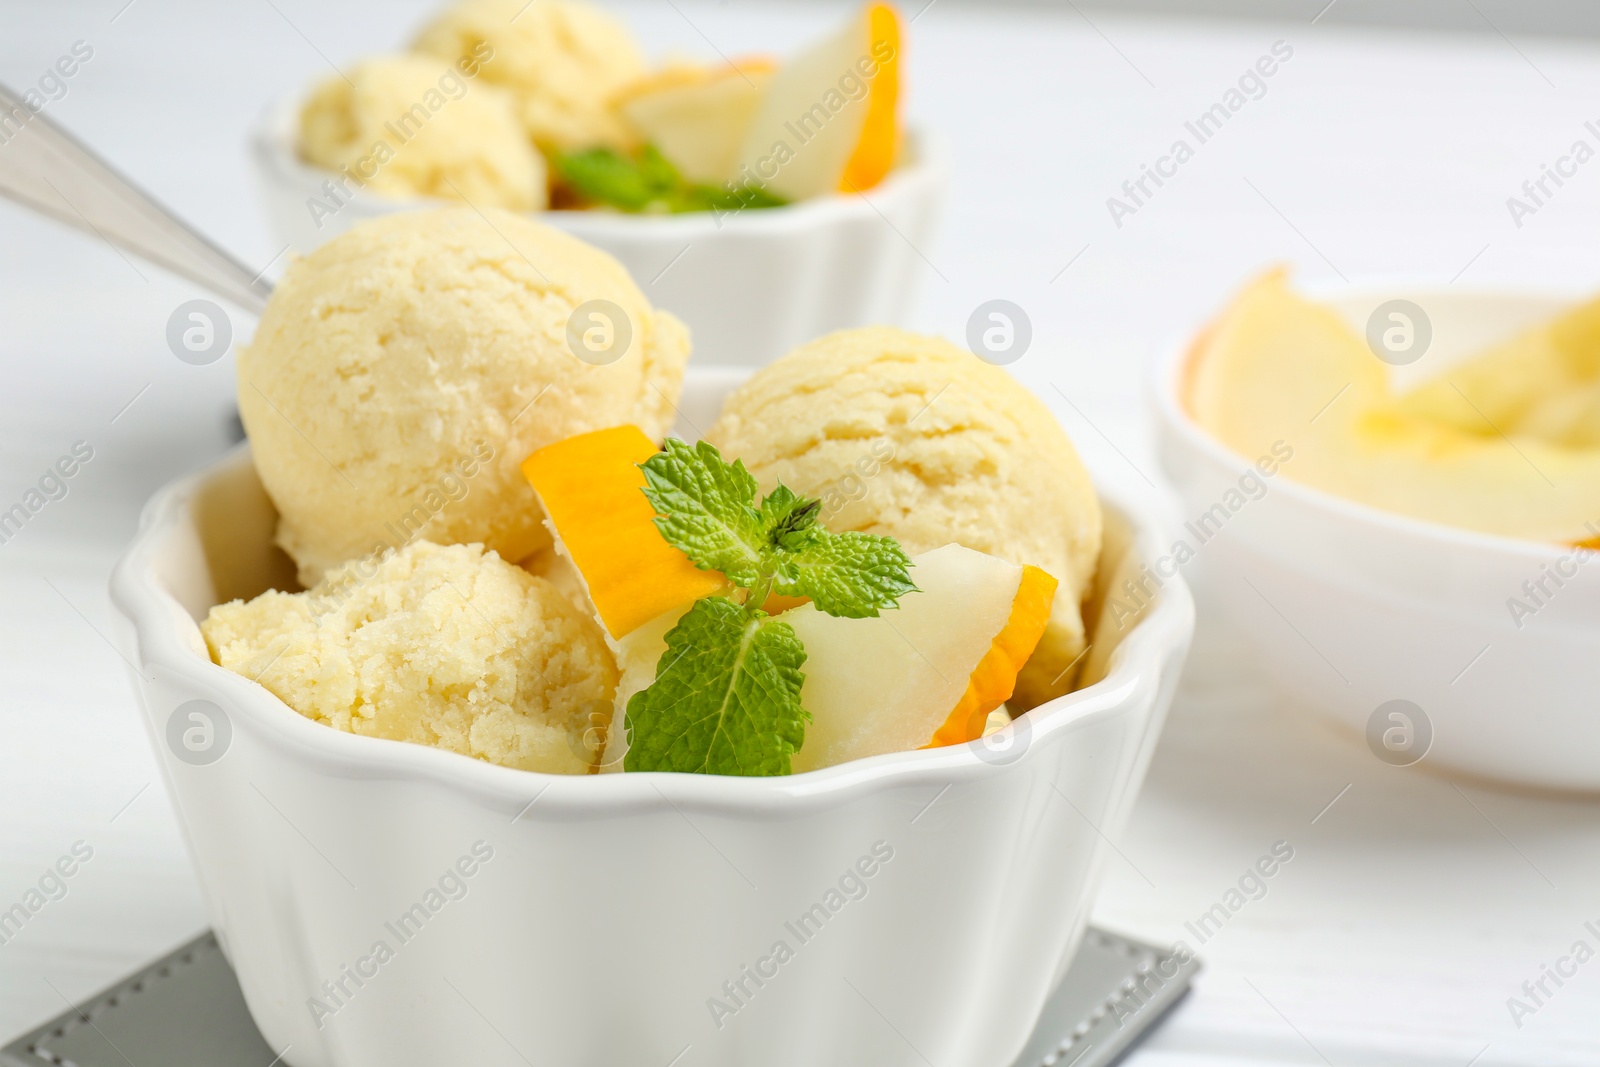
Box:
<box><xmin>731</xmin><ymin>3</ymin><xmax>901</xmax><ymax>200</ymax></box>
<box><xmin>1388</xmin><ymin>293</ymin><xmax>1600</xmax><ymax>450</ymax></box>
<box><xmin>597</xmin><ymin>544</ymin><xmax>1054</xmax><ymax>773</ymax></box>
<box><xmin>787</xmin><ymin>544</ymin><xmax>1055</xmax><ymax>773</ymax></box>
<box><xmin>521</xmin><ymin>426</ymin><xmax>725</xmax><ymax>640</ymax></box>
<box><xmin>615</xmin><ymin>59</ymin><xmax>776</xmax><ymax>186</ymax></box>
<box><xmin>1188</xmin><ymin>271</ymin><xmax>1600</xmax><ymax>544</ymax></box>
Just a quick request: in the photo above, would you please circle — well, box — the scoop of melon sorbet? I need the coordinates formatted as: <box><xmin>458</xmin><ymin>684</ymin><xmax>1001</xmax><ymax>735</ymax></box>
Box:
<box><xmin>299</xmin><ymin>55</ymin><xmax>546</xmax><ymax>211</ymax></box>
<box><xmin>201</xmin><ymin>540</ymin><xmax>617</xmax><ymax>774</ymax></box>
<box><xmin>236</xmin><ymin>207</ymin><xmax>690</xmax><ymax>587</ymax></box>
<box><xmin>706</xmin><ymin>327</ymin><xmax>1103</xmax><ymax>708</ymax></box>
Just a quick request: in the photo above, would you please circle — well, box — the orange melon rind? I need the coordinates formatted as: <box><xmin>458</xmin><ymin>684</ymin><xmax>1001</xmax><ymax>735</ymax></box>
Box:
<box><xmin>521</xmin><ymin>426</ymin><xmax>726</xmax><ymax>640</ymax></box>
<box><xmin>926</xmin><ymin>565</ymin><xmax>1058</xmax><ymax>748</ymax></box>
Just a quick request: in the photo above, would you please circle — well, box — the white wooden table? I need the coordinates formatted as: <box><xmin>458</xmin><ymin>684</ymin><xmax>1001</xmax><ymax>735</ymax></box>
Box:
<box><xmin>2</xmin><ymin>2</ymin><xmax>1597</xmax><ymax>1063</ymax></box>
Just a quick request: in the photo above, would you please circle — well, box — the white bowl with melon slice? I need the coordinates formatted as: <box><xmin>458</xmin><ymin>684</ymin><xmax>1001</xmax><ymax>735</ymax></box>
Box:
<box><xmin>251</xmin><ymin>3</ymin><xmax>945</xmax><ymax>367</ymax></box>
<box><xmin>1154</xmin><ymin>271</ymin><xmax>1600</xmax><ymax>791</ymax></box>
<box><xmin>109</xmin><ymin>367</ymin><xmax>1193</xmax><ymax>1067</ymax></box>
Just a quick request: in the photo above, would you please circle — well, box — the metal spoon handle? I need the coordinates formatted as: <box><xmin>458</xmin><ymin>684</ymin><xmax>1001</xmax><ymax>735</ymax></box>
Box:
<box><xmin>0</xmin><ymin>81</ymin><xmax>272</xmax><ymax>314</ymax></box>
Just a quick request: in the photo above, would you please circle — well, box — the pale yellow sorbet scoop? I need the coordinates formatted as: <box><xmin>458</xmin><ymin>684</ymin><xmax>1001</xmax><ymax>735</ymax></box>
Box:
<box><xmin>299</xmin><ymin>55</ymin><xmax>547</xmax><ymax>211</ymax></box>
<box><xmin>202</xmin><ymin>540</ymin><xmax>616</xmax><ymax>775</ymax></box>
<box><xmin>413</xmin><ymin>0</ymin><xmax>646</xmax><ymax>153</ymax></box>
<box><xmin>236</xmin><ymin>207</ymin><xmax>690</xmax><ymax>586</ymax></box>
<box><xmin>706</xmin><ymin>327</ymin><xmax>1103</xmax><ymax>707</ymax></box>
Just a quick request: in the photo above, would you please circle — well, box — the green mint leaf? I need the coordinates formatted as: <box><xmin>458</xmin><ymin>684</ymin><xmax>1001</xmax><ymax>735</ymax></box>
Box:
<box><xmin>680</xmin><ymin>181</ymin><xmax>790</xmax><ymax>213</ymax></box>
<box><xmin>760</xmin><ymin>484</ymin><xmax>821</xmax><ymax>549</ymax></box>
<box><xmin>637</xmin><ymin>144</ymin><xmax>681</xmax><ymax>194</ymax></box>
<box><xmin>553</xmin><ymin>145</ymin><xmax>788</xmax><ymax>215</ymax></box>
<box><xmin>730</xmin><ymin>185</ymin><xmax>789</xmax><ymax>210</ymax></box>
<box><xmin>553</xmin><ymin>148</ymin><xmax>659</xmax><ymax>212</ymax></box>
<box><xmin>772</xmin><ymin>530</ymin><xmax>916</xmax><ymax>618</ymax></box>
<box><xmin>626</xmin><ymin>441</ymin><xmax>912</xmax><ymax>776</ymax></box>
<box><xmin>623</xmin><ymin>597</ymin><xmax>808</xmax><ymax>775</ymax></box>
<box><xmin>640</xmin><ymin>438</ymin><xmax>768</xmax><ymax>587</ymax></box>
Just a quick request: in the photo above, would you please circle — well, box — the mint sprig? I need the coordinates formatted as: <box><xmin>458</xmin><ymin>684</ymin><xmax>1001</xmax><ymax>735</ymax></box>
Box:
<box><xmin>771</xmin><ymin>530</ymin><xmax>918</xmax><ymax>619</ymax></box>
<box><xmin>553</xmin><ymin>145</ymin><xmax>789</xmax><ymax>215</ymax></box>
<box><xmin>625</xmin><ymin>438</ymin><xmax>915</xmax><ymax>775</ymax></box>
<box><xmin>760</xmin><ymin>484</ymin><xmax>820</xmax><ymax>545</ymax></box>
<box><xmin>623</xmin><ymin>598</ymin><xmax>807</xmax><ymax>776</ymax></box>
<box><xmin>639</xmin><ymin>438</ymin><xmax>767</xmax><ymax>587</ymax></box>
<box><xmin>640</xmin><ymin>438</ymin><xmax>915</xmax><ymax>617</ymax></box>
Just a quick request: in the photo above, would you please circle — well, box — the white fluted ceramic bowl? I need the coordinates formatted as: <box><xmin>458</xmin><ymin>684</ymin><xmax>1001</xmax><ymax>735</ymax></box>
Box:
<box><xmin>110</xmin><ymin>369</ymin><xmax>1192</xmax><ymax>1067</ymax></box>
<box><xmin>1152</xmin><ymin>284</ymin><xmax>1600</xmax><ymax>792</ymax></box>
<box><xmin>251</xmin><ymin>100</ymin><xmax>946</xmax><ymax>366</ymax></box>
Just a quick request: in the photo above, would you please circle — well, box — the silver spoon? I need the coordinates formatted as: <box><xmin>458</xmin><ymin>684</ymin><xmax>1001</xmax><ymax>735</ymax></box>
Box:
<box><xmin>0</xmin><ymin>81</ymin><xmax>272</xmax><ymax>314</ymax></box>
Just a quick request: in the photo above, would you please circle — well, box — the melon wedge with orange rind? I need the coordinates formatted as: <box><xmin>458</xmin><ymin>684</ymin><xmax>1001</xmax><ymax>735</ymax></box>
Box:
<box><xmin>731</xmin><ymin>3</ymin><xmax>903</xmax><ymax>201</ymax></box>
<box><xmin>839</xmin><ymin>4</ymin><xmax>900</xmax><ymax>193</ymax></box>
<box><xmin>594</xmin><ymin>544</ymin><xmax>1054</xmax><ymax>774</ymax></box>
<box><xmin>521</xmin><ymin>425</ymin><xmax>725</xmax><ymax>640</ymax></box>
<box><xmin>786</xmin><ymin>544</ymin><xmax>1056</xmax><ymax>773</ymax></box>
<box><xmin>926</xmin><ymin>563</ymin><xmax>1057</xmax><ymax>748</ymax></box>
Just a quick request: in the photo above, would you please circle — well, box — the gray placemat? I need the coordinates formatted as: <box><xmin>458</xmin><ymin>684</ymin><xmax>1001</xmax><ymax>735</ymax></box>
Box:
<box><xmin>3</xmin><ymin>926</ymin><xmax>1197</xmax><ymax>1067</ymax></box>
<box><xmin>3</xmin><ymin>937</ymin><xmax>278</xmax><ymax>1067</ymax></box>
<box><xmin>1014</xmin><ymin>929</ymin><xmax>1200</xmax><ymax>1067</ymax></box>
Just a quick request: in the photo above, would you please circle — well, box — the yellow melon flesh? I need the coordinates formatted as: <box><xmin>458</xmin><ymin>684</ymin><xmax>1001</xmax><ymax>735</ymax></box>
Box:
<box><xmin>615</xmin><ymin>59</ymin><xmax>776</xmax><ymax>186</ymax></box>
<box><xmin>732</xmin><ymin>3</ymin><xmax>902</xmax><ymax>201</ymax></box>
<box><xmin>1187</xmin><ymin>271</ymin><xmax>1600</xmax><ymax>544</ymax></box>
<box><xmin>1389</xmin><ymin>293</ymin><xmax>1600</xmax><ymax>449</ymax></box>
<box><xmin>787</xmin><ymin>544</ymin><xmax>1054</xmax><ymax>773</ymax></box>
<box><xmin>521</xmin><ymin>426</ymin><xmax>725</xmax><ymax>640</ymax></box>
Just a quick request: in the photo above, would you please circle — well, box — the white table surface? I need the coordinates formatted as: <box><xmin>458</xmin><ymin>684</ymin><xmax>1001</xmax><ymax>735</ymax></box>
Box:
<box><xmin>2</xmin><ymin>1</ymin><xmax>1598</xmax><ymax>1063</ymax></box>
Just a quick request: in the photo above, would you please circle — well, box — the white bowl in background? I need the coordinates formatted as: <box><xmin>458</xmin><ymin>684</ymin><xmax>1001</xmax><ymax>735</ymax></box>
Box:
<box><xmin>108</xmin><ymin>368</ymin><xmax>1192</xmax><ymax>1067</ymax></box>
<box><xmin>1152</xmin><ymin>284</ymin><xmax>1600</xmax><ymax>792</ymax></box>
<box><xmin>251</xmin><ymin>100</ymin><xmax>947</xmax><ymax>367</ymax></box>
